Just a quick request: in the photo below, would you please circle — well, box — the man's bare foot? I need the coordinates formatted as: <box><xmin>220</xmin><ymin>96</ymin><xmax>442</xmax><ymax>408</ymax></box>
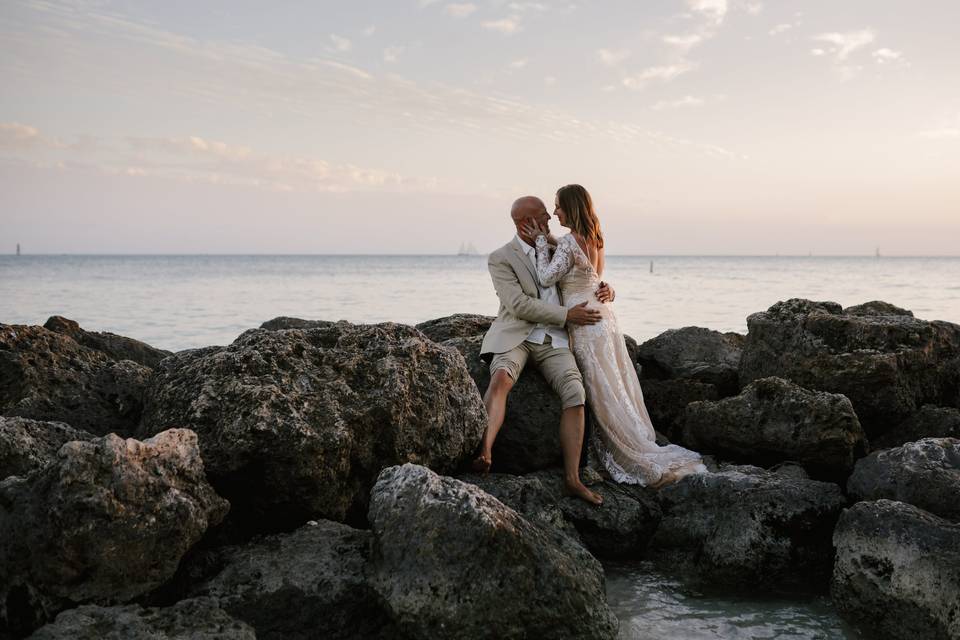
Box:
<box><xmin>564</xmin><ymin>481</ymin><xmax>603</xmax><ymax>506</ymax></box>
<box><xmin>471</xmin><ymin>453</ymin><xmax>492</xmax><ymax>474</ymax></box>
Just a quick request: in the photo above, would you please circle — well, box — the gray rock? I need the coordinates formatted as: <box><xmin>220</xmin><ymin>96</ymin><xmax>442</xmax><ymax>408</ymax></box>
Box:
<box><xmin>844</xmin><ymin>301</ymin><xmax>914</xmax><ymax>317</ymax></box>
<box><xmin>190</xmin><ymin>520</ymin><xmax>394</xmax><ymax>640</ymax></box>
<box><xmin>651</xmin><ymin>465</ymin><xmax>847</xmax><ymax>590</ymax></box>
<box><xmin>0</xmin><ymin>324</ymin><xmax>152</xmax><ymax>437</ymax></box>
<box><xmin>872</xmin><ymin>404</ymin><xmax>960</xmax><ymax>450</ymax></box>
<box><xmin>638</xmin><ymin>378</ymin><xmax>720</xmax><ymax>441</ymax></box>
<box><xmin>27</xmin><ymin>597</ymin><xmax>255</xmax><ymax>640</ymax></box>
<box><xmin>443</xmin><ymin>334</ymin><xmax>563</xmax><ymax>473</ymax></box>
<box><xmin>847</xmin><ymin>438</ymin><xmax>960</xmax><ymax>522</ymax></box>
<box><xmin>0</xmin><ymin>429</ymin><xmax>228</xmax><ymax>634</ymax></box>
<box><xmin>636</xmin><ymin>326</ymin><xmax>745</xmax><ymax>396</ymax></box>
<box><xmin>415</xmin><ymin>314</ymin><xmax>495</xmax><ymax>343</ymax></box>
<box><xmin>368</xmin><ymin>464</ymin><xmax>619</xmax><ymax>640</ymax></box>
<box><xmin>0</xmin><ymin>417</ymin><xmax>93</xmax><ymax>479</ymax></box>
<box><xmin>43</xmin><ymin>315</ymin><xmax>172</xmax><ymax>369</ymax></box>
<box><xmin>831</xmin><ymin>500</ymin><xmax>960</xmax><ymax>640</ymax></box>
<box><xmin>140</xmin><ymin>322</ymin><xmax>485</xmax><ymax>531</ymax></box>
<box><xmin>459</xmin><ymin>469</ymin><xmax>662</xmax><ymax>558</ymax></box>
<box><xmin>679</xmin><ymin>377</ymin><xmax>867</xmax><ymax>479</ymax></box>
<box><xmin>738</xmin><ymin>298</ymin><xmax>960</xmax><ymax>438</ymax></box>
<box><xmin>259</xmin><ymin>316</ymin><xmax>337</xmax><ymax>331</ymax></box>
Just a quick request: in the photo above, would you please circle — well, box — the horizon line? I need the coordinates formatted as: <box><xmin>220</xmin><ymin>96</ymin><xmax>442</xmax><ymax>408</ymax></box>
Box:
<box><xmin>4</xmin><ymin>252</ymin><xmax>960</xmax><ymax>259</ymax></box>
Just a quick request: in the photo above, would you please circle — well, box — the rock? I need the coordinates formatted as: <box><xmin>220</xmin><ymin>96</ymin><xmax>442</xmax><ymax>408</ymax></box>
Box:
<box><xmin>415</xmin><ymin>314</ymin><xmax>494</xmax><ymax>343</ymax></box>
<box><xmin>140</xmin><ymin>322</ymin><xmax>485</xmax><ymax>531</ymax></box>
<box><xmin>636</xmin><ymin>327</ymin><xmax>745</xmax><ymax>397</ymax></box>
<box><xmin>651</xmin><ymin>465</ymin><xmax>847</xmax><ymax>590</ymax></box>
<box><xmin>872</xmin><ymin>405</ymin><xmax>960</xmax><ymax>450</ymax></box>
<box><xmin>460</xmin><ymin>469</ymin><xmax>661</xmax><ymax>559</ymax></box>
<box><xmin>638</xmin><ymin>378</ymin><xmax>720</xmax><ymax>441</ymax></box>
<box><xmin>0</xmin><ymin>429</ymin><xmax>228</xmax><ymax>634</ymax></box>
<box><xmin>0</xmin><ymin>324</ymin><xmax>152</xmax><ymax>437</ymax></box>
<box><xmin>844</xmin><ymin>301</ymin><xmax>914</xmax><ymax>317</ymax></box>
<box><xmin>847</xmin><ymin>438</ymin><xmax>960</xmax><ymax>522</ymax></box>
<box><xmin>679</xmin><ymin>377</ymin><xmax>867</xmax><ymax>479</ymax></box>
<box><xmin>623</xmin><ymin>334</ymin><xmax>640</xmax><ymax>365</ymax></box>
<box><xmin>0</xmin><ymin>416</ymin><xmax>93</xmax><ymax>479</ymax></box>
<box><xmin>831</xmin><ymin>500</ymin><xmax>960</xmax><ymax>640</ymax></box>
<box><xmin>738</xmin><ymin>298</ymin><xmax>960</xmax><ymax>438</ymax></box>
<box><xmin>189</xmin><ymin>520</ymin><xmax>394</xmax><ymax>640</ymax></box>
<box><xmin>442</xmin><ymin>334</ymin><xmax>563</xmax><ymax>473</ymax></box>
<box><xmin>42</xmin><ymin>315</ymin><xmax>172</xmax><ymax>369</ymax></box>
<box><xmin>368</xmin><ymin>464</ymin><xmax>619</xmax><ymax>640</ymax></box>
<box><xmin>27</xmin><ymin>597</ymin><xmax>255</xmax><ymax>640</ymax></box>
<box><xmin>259</xmin><ymin>316</ymin><xmax>337</xmax><ymax>331</ymax></box>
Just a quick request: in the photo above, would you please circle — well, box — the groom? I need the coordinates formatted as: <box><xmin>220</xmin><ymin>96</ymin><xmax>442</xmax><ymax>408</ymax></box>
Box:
<box><xmin>474</xmin><ymin>195</ymin><xmax>614</xmax><ymax>505</ymax></box>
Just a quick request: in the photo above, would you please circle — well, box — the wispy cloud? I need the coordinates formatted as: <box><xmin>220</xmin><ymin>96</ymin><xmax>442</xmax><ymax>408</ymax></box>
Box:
<box><xmin>0</xmin><ymin>122</ymin><xmax>65</xmax><ymax>149</ymax></box>
<box><xmin>622</xmin><ymin>63</ymin><xmax>696</xmax><ymax>90</ymax></box>
<box><xmin>768</xmin><ymin>23</ymin><xmax>792</xmax><ymax>36</ymax></box>
<box><xmin>812</xmin><ymin>29</ymin><xmax>875</xmax><ymax>61</ymax></box>
<box><xmin>597</xmin><ymin>48</ymin><xmax>630</xmax><ymax>67</ymax></box>
<box><xmin>872</xmin><ymin>47</ymin><xmax>903</xmax><ymax>64</ymax></box>
<box><xmin>482</xmin><ymin>15</ymin><xmax>522</xmax><ymax>34</ymax></box>
<box><xmin>662</xmin><ymin>33</ymin><xmax>704</xmax><ymax>52</ymax></box>
<box><xmin>444</xmin><ymin>3</ymin><xmax>477</xmax><ymax>18</ymax></box>
<box><xmin>651</xmin><ymin>95</ymin><xmax>705</xmax><ymax>110</ymax></box>
<box><xmin>507</xmin><ymin>58</ymin><xmax>529</xmax><ymax>70</ymax></box>
<box><xmin>383</xmin><ymin>46</ymin><xmax>405</xmax><ymax>63</ymax></box>
<box><xmin>329</xmin><ymin>34</ymin><xmax>352</xmax><ymax>53</ymax></box>
<box><xmin>687</xmin><ymin>0</ymin><xmax>728</xmax><ymax>26</ymax></box>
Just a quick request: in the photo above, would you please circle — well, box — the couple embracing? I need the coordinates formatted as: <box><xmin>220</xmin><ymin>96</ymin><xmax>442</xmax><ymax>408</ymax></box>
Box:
<box><xmin>474</xmin><ymin>184</ymin><xmax>707</xmax><ymax>505</ymax></box>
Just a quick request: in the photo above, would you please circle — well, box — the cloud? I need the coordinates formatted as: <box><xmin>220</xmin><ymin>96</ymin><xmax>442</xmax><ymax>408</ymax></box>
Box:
<box><xmin>622</xmin><ymin>63</ymin><xmax>696</xmax><ymax>90</ymax></box>
<box><xmin>597</xmin><ymin>48</ymin><xmax>630</xmax><ymax>67</ymax></box>
<box><xmin>810</xmin><ymin>48</ymin><xmax>826</xmax><ymax>56</ymax></box>
<box><xmin>444</xmin><ymin>3</ymin><xmax>477</xmax><ymax>18</ymax></box>
<box><xmin>507</xmin><ymin>2</ymin><xmax>548</xmax><ymax>11</ymax></box>
<box><xmin>508</xmin><ymin>58</ymin><xmax>529</xmax><ymax>69</ymax></box>
<box><xmin>687</xmin><ymin>0</ymin><xmax>728</xmax><ymax>25</ymax></box>
<box><xmin>650</xmin><ymin>95</ymin><xmax>705</xmax><ymax>110</ymax></box>
<box><xmin>0</xmin><ymin>122</ymin><xmax>65</xmax><ymax>149</ymax></box>
<box><xmin>329</xmin><ymin>34</ymin><xmax>352</xmax><ymax>52</ymax></box>
<box><xmin>482</xmin><ymin>15</ymin><xmax>522</xmax><ymax>34</ymax></box>
<box><xmin>872</xmin><ymin>47</ymin><xmax>903</xmax><ymax>63</ymax></box>
<box><xmin>662</xmin><ymin>33</ymin><xmax>704</xmax><ymax>51</ymax></box>
<box><xmin>812</xmin><ymin>29</ymin><xmax>875</xmax><ymax>61</ymax></box>
<box><xmin>768</xmin><ymin>23</ymin><xmax>792</xmax><ymax>36</ymax></box>
<box><xmin>383</xmin><ymin>46</ymin><xmax>405</xmax><ymax>63</ymax></box>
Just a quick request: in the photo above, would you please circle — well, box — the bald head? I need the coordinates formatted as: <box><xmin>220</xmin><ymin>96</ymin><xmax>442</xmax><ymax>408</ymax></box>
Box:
<box><xmin>510</xmin><ymin>195</ymin><xmax>550</xmax><ymax>244</ymax></box>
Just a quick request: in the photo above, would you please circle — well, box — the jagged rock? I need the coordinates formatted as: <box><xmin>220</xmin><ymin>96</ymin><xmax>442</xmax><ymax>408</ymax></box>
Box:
<box><xmin>872</xmin><ymin>405</ymin><xmax>960</xmax><ymax>450</ymax></box>
<box><xmin>636</xmin><ymin>327</ymin><xmax>744</xmax><ymax>397</ymax></box>
<box><xmin>368</xmin><ymin>464</ymin><xmax>619</xmax><ymax>640</ymax></box>
<box><xmin>442</xmin><ymin>334</ymin><xmax>563</xmax><ymax>473</ymax></box>
<box><xmin>739</xmin><ymin>298</ymin><xmax>960</xmax><ymax>438</ymax></box>
<box><xmin>679</xmin><ymin>377</ymin><xmax>867</xmax><ymax>479</ymax></box>
<box><xmin>140</xmin><ymin>322</ymin><xmax>485</xmax><ymax>531</ymax></box>
<box><xmin>259</xmin><ymin>316</ymin><xmax>336</xmax><ymax>331</ymax></box>
<box><xmin>623</xmin><ymin>334</ymin><xmax>639</xmax><ymax>364</ymax></box>
<box><xmin>0</xmin><ymin>416</ymin><xmax>93</xmax><ymax>479</ymax></box>
<box><xmin>847</xmin><ymin>438</ymin><xmax>960</xmax><ymax>522</ymax></box>
<box><xmin>0</xmin><ymin>324</ymin><xmax>151</xmax><ymax>437</ymax></box>
<box><xmin>639</xmin><ymin>378</ymin><xmax>720</xmax><ymax>441</ymax></box>
<box><xmin>831</xmin><ymin>500</ymin><xmax>960</xmax><ymax>640</ymax></box>
<box><xmin>189</xmin><ymin>520</ymin><xmax>394</xmax><ymax>640</ymax></box>
<box><xmin>42</xmin><ymin>316</ymin><xmax>171</xmax><ymax>369</ymax></box>
<box><xmin>0</xmin><ymin>429</ymin><xmax>228</xmax><ymax>635</ymax></box>
<box><xmin>27</xmin><ymin>597</ymin><xmax>255</xmax><ymax>639</ymax></box>
<box><xmin>415</xmin><ymin>314</ymin><xmax>494</xmax><ymax>343</ymax></box>
<box><xmin>651</xmin><ymin>464</ymin><xmax>846</xmax><ymax>590</ymax></box>
<box><xmin>844</xmin><ymin>301</ymin><xmax>914</xmax><ymax>317</ymax></box>
<box><xmin>460</xmin><ymin>469</ymin><xmax>661</xmax><ymax>559</ymax></box>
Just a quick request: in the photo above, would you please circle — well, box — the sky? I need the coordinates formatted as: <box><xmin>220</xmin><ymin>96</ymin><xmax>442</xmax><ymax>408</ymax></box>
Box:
<box><xmin>1</xmin><ymin>0</ymin><xmax>959</xmax><ymax>255</ymax></box>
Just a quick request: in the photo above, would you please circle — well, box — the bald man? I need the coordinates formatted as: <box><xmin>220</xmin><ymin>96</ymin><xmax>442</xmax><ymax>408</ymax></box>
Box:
<box><xmin>474</xmin><ymin>196</ymin><xmax>614</xmax><ymax>505</ymax></box>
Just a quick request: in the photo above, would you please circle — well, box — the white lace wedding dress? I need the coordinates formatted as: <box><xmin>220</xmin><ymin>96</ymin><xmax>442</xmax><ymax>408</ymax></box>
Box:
<box><xmin>535</xmin><ymin>233</ymin><xmax>707</xmax><ymax>487</ymax></box>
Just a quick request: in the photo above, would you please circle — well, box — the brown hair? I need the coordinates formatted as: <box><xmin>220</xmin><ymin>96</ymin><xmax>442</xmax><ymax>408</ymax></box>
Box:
<box><xmin>556</xmin><ymin>184</ymin><xmax>604</xmax><ymax>249</ymax></box>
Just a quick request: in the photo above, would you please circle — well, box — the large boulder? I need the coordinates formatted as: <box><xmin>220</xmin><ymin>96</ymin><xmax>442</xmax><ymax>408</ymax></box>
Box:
<box><xmin>139</xmin><ymin>322</ymin><xmax>486</xmax><ymax>531</ymax></box>
<box><xmin>831</xmin><ymin>500</ymin><xmax>960</xmax><ymax>640</ymax></box>
<box><xmin>651</xmin><ymin>464</ymin><xmax>847</xmax><ymax>590</ymax></box>
<box><xmin>460</xmin><ymin>469</ymin><xmax>662</xmax><ymax>558</ymax></box>
<box><xmin>0</xmin><ymin>324</ymin><xmax>151</xmax><ymax>437</ymax></box>
<box><xmin>189</xmin><ymin>520</ymin><xmax>394</xmax><ymax>640</ymax></box>
<box><xmin>367</xmin><ymin>464</ymin><xmax>619</xmax><ymax>640</ymax></box>
<box><xmin>0</xmin><ymin>429</ymin><xmax>228</xmax><ymax>634</ymax></box>
<box><xmin>42</xmin><ymin>316</ymin><xmax>172</xmax><ymax>369</ymax></box>
<box><xmin>259</xmin><ymin>316</ymin><xmax>337</xmax><ymax>331</ymax></box>
<box><xmin>0</xmin><ymin>416</ymin><xmax>93</xmax><ymax>479</ymax></box>
<box><xmin>844</xmin><ymin>301</ymin><xmax>914</xmax><ymax>317</ymax></box>
<box><xmin>872</xmin><ymin>404</ymin><xmax>960</xmax><ymax>450</ymax></box>
<box><xmin>415</xmin><ymin>314</ymin><xmax>494</xmax><ymax>343</ymax></box>
<box><xmin>638</xmin><ymin>378</ymin><xmax>720</xmax><ymax>441</ymax></box>
<box><xmin>27</xmin><ymin>597</ymin><xmax>255</xmax><ymax>640</ymax></box>
<box><xmin>738</xmin><ymin>299</ymin><xmax>960</xmax><ymax>438</ymax></box>
<box><xmin>679</xmin><ymin>377</ymin><xmax>867</xmax><ymax>479</ymax></box>
<box><xmin>442</xmin><ymin>334</ymin><xmax>563</xmax><ymax>473</ymax></box>
<box><xmin>636</xmin><ymin>327</ymin><xmax>745</xmax><ymax>397</ymax></box>
<box><xmin>847</xmin><ymin>438</ymin><xmax>960</xmax><ymax>522</ymax></box>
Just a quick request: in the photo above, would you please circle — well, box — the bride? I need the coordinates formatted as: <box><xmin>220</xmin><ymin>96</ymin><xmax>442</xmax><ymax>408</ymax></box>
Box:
<box><xmin>521</xmin><ymin>184</ymin><xmax>707</xmax><ymax>488</ymax></box>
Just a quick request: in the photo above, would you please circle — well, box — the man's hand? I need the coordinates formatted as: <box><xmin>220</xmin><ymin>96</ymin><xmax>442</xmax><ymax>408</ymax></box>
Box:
<box><xmin>566</xmin><ymin>301</ymin><xmax>602</xmax><ymax>325</ymax></box>
<box><xmin>519</xmin><ymin>219</ymin><xmax>557</xmax><ymax>247</ymax></box>
<box><xmin>596</xmin><ymin>281</ymin><xmax>615</xmax><ymax>304</ymax></box>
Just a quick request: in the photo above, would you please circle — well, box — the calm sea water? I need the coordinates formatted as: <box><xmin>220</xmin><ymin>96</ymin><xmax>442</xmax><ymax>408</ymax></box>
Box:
<box><xmin>4</xmin><ymin>252</ymin><xmax>952</xmax><ymax>638</ymax></box>
<box><xmin>2</xmin><ymin>254</ymin><xmax>959</xmax><ymax>352</ymax></box>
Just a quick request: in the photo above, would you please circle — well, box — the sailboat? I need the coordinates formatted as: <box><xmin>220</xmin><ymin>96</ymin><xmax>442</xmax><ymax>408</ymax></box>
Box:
<box><xmin>457</xmin><ymin>242</ymin><xmax>479</xmax><ymax>256</ymax></box>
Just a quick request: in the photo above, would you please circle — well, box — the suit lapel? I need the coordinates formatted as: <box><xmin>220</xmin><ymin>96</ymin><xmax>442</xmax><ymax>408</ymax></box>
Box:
<box><xmin>507</xmin><ymin>241</ymin><xmax>540</xmax><ymax>296</ymax></box>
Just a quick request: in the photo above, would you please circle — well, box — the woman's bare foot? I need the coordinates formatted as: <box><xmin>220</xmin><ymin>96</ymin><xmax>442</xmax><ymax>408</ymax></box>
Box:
<box><xmin>564</xmin><ymin>481</ymin><xmax>603</xmax><ymax>506</ymax></box>
<box><xmin>471</xmin><ymin>453</ymin><xmax>492</xmax><ymax>474</ymax></box>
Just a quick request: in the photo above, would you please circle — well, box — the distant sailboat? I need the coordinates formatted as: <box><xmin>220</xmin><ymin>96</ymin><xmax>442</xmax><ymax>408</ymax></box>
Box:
<box><xmin>458</xmin><ymin>242</ymin><xmax>479</xmax><ymax>256</ymax></box>
<box><xmin>875</xmin><ymin>246</ymin><xmax>881</xmax><ymax>258</ymax></box>
<box><xmin>16</xmin><ymin>243</ymin><xmax>20</xmax><ymax>256</ymax></box>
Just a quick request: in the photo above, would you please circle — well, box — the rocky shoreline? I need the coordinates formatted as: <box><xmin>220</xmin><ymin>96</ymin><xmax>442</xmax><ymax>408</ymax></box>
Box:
<box><xmin>1</xmin><ymin>300</ymin><xmax>959</xmax><ymax>639</ymax></box>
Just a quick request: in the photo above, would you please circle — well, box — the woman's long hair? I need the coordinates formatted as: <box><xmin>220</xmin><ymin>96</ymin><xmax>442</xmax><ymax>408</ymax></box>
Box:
<box><xmin>556</xmin><ymin>184</ymin><xmax>604</xmax><ymax>249</ymax></box>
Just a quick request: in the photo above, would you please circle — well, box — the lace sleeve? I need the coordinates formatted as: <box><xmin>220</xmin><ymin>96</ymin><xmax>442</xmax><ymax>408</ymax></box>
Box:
<box><xmin>534</xmin><ymin>234</ymin><xmax>574</xmax><ymax>287</ymax></box>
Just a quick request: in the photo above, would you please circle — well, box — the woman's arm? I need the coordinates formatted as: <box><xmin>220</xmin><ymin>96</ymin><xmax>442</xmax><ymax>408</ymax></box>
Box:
<box><xmin>534</xmin><ymin>234</ymin><xmax>574</xmax><ymax>287</ymax></box>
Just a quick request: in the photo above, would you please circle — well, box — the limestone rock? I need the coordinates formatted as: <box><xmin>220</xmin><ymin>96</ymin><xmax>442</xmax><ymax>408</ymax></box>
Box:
<box><xmin>844</xmin><ymin>301</ymin><xmax>914</xmax><ymax>317</ymax></box>
<box><xmin>259</xmin><ymin>316</ymin><xmax>337</xmax><ymax>331</ymax></box>
<box><xmin>872</xmin><ymin>404</ymin><xmax>960</xmax><ymax>450</ymax></box>
<box><xmin>638</xmin><ymin>378</ymin><xmax>720</xmax><ymax>441</ymax></box>
<box><xmin>415</xmin><ymin>314</ymin><xmax>494</xmax><ymax>343</ymax></box>
<box><xmin>42</xmin><ymin>315</ymin><xmax>171</xmax><ymax>369</ymax></box>
<box><xmin>636</xmin><ymin>326</ymin><xmax>744</xmax><ymax>397</ymax></box>
<box><xmin>0</xmin><ymin>417</ymin><xmax>93</xmax><ymax>479</ymax></box>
